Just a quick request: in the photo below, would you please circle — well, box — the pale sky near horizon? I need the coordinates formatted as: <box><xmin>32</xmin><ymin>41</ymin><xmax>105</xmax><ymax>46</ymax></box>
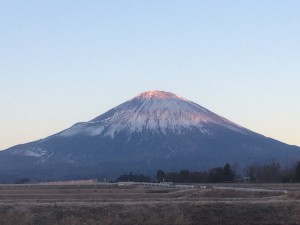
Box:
<box><xmin>0</xmin><ymin>0</ymin><xmax>299</xmax><ymax>150</ymax></box>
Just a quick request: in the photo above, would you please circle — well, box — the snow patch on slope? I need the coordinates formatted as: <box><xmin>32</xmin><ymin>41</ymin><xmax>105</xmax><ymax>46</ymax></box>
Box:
<box><xmin>23</xmin><ymin>147</ymin><xmax>47</xmax><ymax>157</ymax></box>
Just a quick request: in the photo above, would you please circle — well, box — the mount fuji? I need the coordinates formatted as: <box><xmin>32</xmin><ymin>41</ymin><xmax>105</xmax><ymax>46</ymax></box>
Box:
<box><xmin>1</xmin><ymin>91</ymin><xmax>299</xmax><ymax>181</ymax></box>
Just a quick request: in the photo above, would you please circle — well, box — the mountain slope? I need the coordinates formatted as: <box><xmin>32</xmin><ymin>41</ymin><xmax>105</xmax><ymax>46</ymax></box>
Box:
<box><xmin>0</xmin><ymin>91</ymin><xmax>299</xmax><ymax>182</ymax></box>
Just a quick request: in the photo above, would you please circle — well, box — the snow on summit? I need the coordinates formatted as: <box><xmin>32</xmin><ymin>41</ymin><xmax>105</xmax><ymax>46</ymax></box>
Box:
<box><xmin>136</xmin><ymin>90</ymin><xmax>184</xmax><ymax>100</ymax></box>
<box><xmin>58</xmin><ymin>91</ymin><xmax>245</xmax><ymax>138</ymax></box>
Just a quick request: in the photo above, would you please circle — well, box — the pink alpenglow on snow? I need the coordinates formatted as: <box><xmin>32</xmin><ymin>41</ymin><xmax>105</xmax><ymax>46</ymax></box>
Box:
<box><xmin>58</xmin><ymin>91</ymin><xmax>245</xmax><ymax>138</ymax></box>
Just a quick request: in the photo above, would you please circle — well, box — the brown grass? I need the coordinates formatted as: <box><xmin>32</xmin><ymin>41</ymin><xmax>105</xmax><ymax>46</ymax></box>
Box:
<box><xmin>0</xmin><ymin>184</ymin><xmax>300</xmax><ymax>225</ymax></box>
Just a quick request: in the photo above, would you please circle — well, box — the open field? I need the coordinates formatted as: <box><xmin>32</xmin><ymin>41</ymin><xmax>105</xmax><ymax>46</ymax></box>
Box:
<box><xmin>0</xmin><ymin>183</ymin><xmax>300</xmax><ymax>225</ymax></box>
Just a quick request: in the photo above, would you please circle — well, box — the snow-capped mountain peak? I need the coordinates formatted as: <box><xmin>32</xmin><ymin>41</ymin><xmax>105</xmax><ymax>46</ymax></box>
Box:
<box><xmin>58</xmin><ymin>91</ymin><xmax>245</xmax><ymax>138</ymax></box>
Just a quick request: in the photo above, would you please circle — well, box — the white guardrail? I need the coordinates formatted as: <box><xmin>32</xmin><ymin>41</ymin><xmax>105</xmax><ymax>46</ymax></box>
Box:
<box><xmin>117</xmin><ymin>182</ymin><xmax>206</xmax><ymax>190</ymax></box>
<box><xmin>0</xmin><ymin>182</ymin><xmax>202</xmax><ymax>190</ymax></box>
<box><xmin>212</xmin><ymin>186</ymin><xmax>288</xmax><ymax>194</ymax></box>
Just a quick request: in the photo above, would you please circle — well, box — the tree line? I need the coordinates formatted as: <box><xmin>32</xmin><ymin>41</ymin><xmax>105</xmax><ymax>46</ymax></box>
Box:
<box><xmin>117</xmin><ymin>163</ymin><xmax>235</xmax><ymax>183</ymax></box>
<box><xmin>116</xmin><ymin>172</ymin><xmax>151</xmax><ymax>182</ymax></box>
<box><xmin>156</xmin><ymin>163</ymin><xmax>235</xmax><ymax>183</ymax></box>
<box><xmin>116</xmin><ymin>161</ymin><xmax>300</xmax><ymax>183</ymax></box>
<box><xmin>245</xmin><ymin>160</ymin><xmax>300</xmax><ymax>183</ymax></box>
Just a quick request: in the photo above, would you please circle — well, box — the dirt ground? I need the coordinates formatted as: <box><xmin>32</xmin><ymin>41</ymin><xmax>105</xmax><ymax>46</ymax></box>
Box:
<box><xmin>0</xmin><ymin>183</ymin><xmax>300</xmax><ymax>225</ymax></box>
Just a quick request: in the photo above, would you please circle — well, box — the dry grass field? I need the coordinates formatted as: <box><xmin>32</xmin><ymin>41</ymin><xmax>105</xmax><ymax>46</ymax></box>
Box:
<box><xmin>0</xmin><ymin>182</ymin><xmax>300</xmax><ymax>225</ymax></box>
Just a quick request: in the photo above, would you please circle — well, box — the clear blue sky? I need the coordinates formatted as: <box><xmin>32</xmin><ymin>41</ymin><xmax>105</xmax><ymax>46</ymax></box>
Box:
<box><xmin>0</xmin><ymin>0</ymin><xmax>299</xmax><ymax>150</ymax></box>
